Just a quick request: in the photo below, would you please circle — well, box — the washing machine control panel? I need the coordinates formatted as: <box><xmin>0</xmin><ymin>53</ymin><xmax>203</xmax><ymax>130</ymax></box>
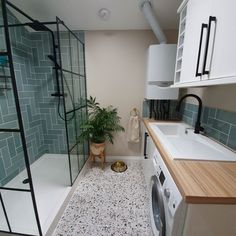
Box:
<box><xmin>153</xmin><ymin>149</ymin><xmax>183</xmax><ymax>217</ymax></box>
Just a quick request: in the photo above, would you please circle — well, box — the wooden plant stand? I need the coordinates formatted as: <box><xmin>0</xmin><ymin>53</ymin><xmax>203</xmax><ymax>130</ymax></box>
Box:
<box><xmin>89</xmin><ymin>142</ymin><xmax>106</xmax><ymax>169</ymax></box>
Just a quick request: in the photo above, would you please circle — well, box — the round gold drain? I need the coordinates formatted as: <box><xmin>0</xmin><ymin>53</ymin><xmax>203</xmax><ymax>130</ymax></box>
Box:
<box><xmin>111</xmin><ymin>161</ymin><xmax>127</xmax><ymax>173</ymax></box>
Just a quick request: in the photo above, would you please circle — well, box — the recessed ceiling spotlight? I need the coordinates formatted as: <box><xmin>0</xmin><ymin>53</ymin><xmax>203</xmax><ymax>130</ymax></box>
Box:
<box><xmin>98</xmin><ymin>8</ymin><xmax>110</xmax><ymax>21</ymax></box>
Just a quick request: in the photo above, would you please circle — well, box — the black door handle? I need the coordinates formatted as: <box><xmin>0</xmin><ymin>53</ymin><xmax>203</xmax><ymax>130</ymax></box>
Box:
<box><xmin>202</xmin><ymin>16</ymin><xmax>217</xmax><ymax>75</ymax></box>
<box><xmin>195</xmin><ymin>23</ymin><xmax>208</xmax><ymax>77</ymax></box>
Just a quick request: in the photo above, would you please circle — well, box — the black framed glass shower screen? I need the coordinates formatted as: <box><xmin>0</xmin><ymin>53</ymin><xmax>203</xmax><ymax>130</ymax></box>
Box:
<box><xmin>0</xmin><ymin>1</ymin><xmax>42</xmax><ymax>235</ymax></box>
<box><xmin>56</xmin><ymin>18</ymin><xmax>88</xmax><ymax>185</ymax></box>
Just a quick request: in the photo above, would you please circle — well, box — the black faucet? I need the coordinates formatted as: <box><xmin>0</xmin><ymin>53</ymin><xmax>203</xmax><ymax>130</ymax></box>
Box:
<box><xmin>176</xmin><ymin>94</ymin><xmax>204</xmax><ymax>134</ymax></box>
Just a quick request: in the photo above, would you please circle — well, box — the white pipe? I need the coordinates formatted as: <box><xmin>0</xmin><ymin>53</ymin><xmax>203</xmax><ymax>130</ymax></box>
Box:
<box><xmin>140</xmin><ymin>0</ymin><xmax>167</xmax><ymax>44</ymax></box>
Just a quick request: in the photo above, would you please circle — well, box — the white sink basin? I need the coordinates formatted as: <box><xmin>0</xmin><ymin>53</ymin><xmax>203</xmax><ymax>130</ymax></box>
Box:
<box><xmin>150</xmin><ymin>122</ymin><xmax>236</xmax><ymax>161</ymax></box>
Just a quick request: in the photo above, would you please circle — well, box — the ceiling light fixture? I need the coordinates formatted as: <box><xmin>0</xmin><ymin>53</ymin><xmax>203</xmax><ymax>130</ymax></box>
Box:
<box><xmin>98</xmin><ymin>8</ymin><xmax>110</xmax><ymax>21</ymax></box>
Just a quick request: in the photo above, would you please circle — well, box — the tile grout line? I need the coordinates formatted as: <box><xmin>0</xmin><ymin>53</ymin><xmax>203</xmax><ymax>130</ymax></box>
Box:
<box><xmin>226</xmin><ymin>124</ymin><xmax>232</xmax><ymax>146</ymax></box>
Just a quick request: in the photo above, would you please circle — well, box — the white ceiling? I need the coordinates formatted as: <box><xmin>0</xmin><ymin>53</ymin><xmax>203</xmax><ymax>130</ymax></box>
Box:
<box><xmin>9</xmin><ymin>0</ymin><xmax>182</xmax><ymax>31</ymax></box>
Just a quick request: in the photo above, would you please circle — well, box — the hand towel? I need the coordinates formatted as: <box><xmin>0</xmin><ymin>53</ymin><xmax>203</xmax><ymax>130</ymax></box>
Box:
<box><xmin>127</xmin><ymin>111</ymin><xmax>140</xmax><ymax>143</ymax></box>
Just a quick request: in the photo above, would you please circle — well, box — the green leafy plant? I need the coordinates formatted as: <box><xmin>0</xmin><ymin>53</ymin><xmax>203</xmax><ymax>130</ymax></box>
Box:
<box><xmin>79</xmin><ymin>96</ymin><xmax>125</xmax><ymax>144</ymax></box>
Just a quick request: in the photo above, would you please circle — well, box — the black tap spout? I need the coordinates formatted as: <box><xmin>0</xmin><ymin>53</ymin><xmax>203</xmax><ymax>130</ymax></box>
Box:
<box><xmin>176</xmin><ymin>94</ymin><xmax>204</xmax><ymax>134</ymax></box>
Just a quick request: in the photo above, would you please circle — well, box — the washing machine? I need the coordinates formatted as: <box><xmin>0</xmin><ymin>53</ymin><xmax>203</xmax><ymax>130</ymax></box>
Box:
<box><xmin>149</xmin><ymin>148</ymin><xmax>187</xmax><ymax>236</ymax></box>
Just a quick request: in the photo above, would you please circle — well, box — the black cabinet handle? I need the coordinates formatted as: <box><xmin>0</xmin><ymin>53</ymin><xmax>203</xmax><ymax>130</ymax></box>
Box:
<box><xmin>144</xmin><ymin>132</ymin><xmax>149</xmax><ymax>159</ymax></box>
<box><xmin>195</xmin><ymin>23</ymin><xmax>208</xmax><ymax>77</ymax></box>
<box><xmin>202</xmin><ymin>16</ymin><xmax>217</xmax><ymax>75</ymax></box>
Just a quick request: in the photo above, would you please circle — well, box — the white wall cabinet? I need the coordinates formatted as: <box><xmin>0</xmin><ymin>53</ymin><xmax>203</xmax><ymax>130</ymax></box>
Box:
<box><xmin>174</xmin><ymin>0</ymin><xmax>236</xmax><ymax>87</ymax></box>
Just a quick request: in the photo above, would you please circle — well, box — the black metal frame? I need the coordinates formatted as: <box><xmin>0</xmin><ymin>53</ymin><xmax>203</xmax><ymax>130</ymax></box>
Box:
<box><xmin>56</xmin><ymin>17</ymin><xmax>89</xmax><ymax>185</ymax></box>
<box><xmin>0</xmin><ymin>0</ymin><xmax>42</xmax><ymax>235</ymax></box>
<box><xmin>56</xmin><ymin>17</ymin><xmax>73</xmax><ymax>185</ymax></box>
<box><xmin>0</xmin><ymin>0</ymin><xmax>89</xmax><ymax>235</ymax></box>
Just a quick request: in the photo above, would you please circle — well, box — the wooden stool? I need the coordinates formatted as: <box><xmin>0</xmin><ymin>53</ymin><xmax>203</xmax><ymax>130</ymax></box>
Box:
<box><xmin>89</xmin><ymin>142</ymin><xmax>105</xmax><ymax>169</ymax></box>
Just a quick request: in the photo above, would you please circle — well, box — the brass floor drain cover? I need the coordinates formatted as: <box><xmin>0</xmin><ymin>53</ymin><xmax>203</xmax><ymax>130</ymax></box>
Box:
<box><xmin>111</xmin><ymin>161</ymin><xmax>127</xmax><ymax>173</ymax></box>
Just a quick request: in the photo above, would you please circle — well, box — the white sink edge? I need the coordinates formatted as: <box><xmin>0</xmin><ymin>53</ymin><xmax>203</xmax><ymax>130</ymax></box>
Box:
<box><xmin>149</xmin><ymin>122</ymin><xmax>236</xmax><ymax>162</ymax></box>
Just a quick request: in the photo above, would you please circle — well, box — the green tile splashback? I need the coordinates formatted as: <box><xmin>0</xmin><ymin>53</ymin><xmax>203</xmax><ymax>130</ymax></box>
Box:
<box><xmin>142</xmin><ymin>100</ymin><xmax>236</xmax><ymax>151</ymax></box>
<box><xmin>181</xmin><ymin>102</ymin><xmax>236</xmax><ymax>151</ymax></box>
<box><xmin>216</xmin><ymin>110</ymin><xmax>236</xmax><ymax>125</ymax></box>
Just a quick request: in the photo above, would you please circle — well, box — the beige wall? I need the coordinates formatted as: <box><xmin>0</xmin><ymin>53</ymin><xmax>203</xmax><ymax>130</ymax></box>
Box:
<box><xmin>85</xmin><ymin>29</ymin><xmax>236</xmax><ymax>156</ymax></box>
<box><xmin>185</xmin><ymin>85</ymin><xmax>236</xmax><ymax>112</ymax></box>
<box><xmin>85</xmin><ymin>30</ymin><xmax>177</xmax><ymax>156</ymax></box>
<box><xmin>85</xmin><ymin>30</ymin><xmax>155</xmax><ymax>156</ymax></box>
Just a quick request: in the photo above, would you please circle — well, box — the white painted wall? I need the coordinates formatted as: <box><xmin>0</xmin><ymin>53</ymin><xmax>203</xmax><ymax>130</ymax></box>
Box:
<box><xmin>85</xmin><ymin>30</ymin><xmax>156</xmax><ymax>156</ymax></box>
<box><xmin>85</xmin><ymin>30</ymin><xmax>177</xmax><ymax>156</ymax></box>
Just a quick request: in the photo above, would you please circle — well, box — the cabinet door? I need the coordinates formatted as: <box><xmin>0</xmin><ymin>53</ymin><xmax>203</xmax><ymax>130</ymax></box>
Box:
<box><xmin>205</xmin><ymin>0</ymin><xmax>236</xmax><ymax>80</ymax></box>
<box><xmin>146</xmin><ymin>135</ymin><xmax>155</xmax><ymax>159</ymax></box>
<box><xmin>180</xmin><ymin>0</ymin><xmax>212</xmax><ymax>83</ymax></box>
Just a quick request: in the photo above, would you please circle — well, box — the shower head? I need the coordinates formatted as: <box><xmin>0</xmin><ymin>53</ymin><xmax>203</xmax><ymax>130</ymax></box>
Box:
<box><xmin>28</xmin><ymin>20</ymin><xmax>50</xmax><ymax>32</ymax></box>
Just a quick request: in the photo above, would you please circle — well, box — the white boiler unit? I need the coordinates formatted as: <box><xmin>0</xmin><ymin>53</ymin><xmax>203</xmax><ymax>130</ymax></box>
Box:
<box><xmin>145</xmin><ymin>44</ymin><xmax>179</xmax><ymax>100</ymax></box>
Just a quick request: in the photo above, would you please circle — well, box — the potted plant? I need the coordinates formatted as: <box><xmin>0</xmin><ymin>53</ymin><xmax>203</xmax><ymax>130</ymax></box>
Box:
<box><xmin>79</xmin><ymin>96</ymin><xmax>125</xmax><ymax>168</ymax></box>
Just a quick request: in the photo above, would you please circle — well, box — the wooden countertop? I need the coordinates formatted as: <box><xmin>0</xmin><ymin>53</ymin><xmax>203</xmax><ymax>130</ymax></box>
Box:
<box><xmin>143</xmin><ymin>119</ymin><xmax>236</xmax><ymax>204</ymax></box>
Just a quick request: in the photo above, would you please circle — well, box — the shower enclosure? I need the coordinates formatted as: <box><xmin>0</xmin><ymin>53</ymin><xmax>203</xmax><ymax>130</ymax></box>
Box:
<box><xmin>0</xmin><ymin>0</ymin><xmax>88</xmax><ymax>235</ymax></box>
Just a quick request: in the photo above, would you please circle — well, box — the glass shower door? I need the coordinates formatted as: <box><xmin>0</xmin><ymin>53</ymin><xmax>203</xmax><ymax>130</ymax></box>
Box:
<box><xmin>0</xmin><ymin>0</ymin><xmax>41</xmax><ymax>235</ymax></box>
<box><xmin>56</xmin><ymin>18</ymin><xmax>88</xmax><ymax>185</ymax></box>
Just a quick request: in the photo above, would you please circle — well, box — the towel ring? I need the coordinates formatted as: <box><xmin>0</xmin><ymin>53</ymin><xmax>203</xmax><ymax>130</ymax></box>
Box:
<box><xmin>130</xmin><ymin>108</ymin><xmax>139</xmax><ymax>116</ymax></box>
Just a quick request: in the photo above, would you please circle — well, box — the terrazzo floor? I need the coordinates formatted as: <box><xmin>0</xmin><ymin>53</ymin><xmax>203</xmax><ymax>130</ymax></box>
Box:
<box><xmin>53</xmin><ymin>161</ymin><xmax>152</xmax><ymax>236</ymax></box>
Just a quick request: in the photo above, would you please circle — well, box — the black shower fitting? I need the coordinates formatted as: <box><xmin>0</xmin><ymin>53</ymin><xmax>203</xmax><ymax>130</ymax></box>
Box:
<box><xmin>28</xmin><ymin>22</ymin><xmax>75</xmax><ymax>121</ymax></box>
<box><xmin>26</xmin><ymin>20</ymin><xmax>61</xmax><ymax>98</ymax></box>
<box><xmin>47</xmin><ymin>55</ymin><xmax>64</xmax><ymax>97</ymax></box>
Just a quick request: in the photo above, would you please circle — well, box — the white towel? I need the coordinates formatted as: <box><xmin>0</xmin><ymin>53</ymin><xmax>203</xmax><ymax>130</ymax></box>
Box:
<box><xmin>127</xmin><ymin>114</ymin><xmax>140</xmax><ymax>143</ymax></box>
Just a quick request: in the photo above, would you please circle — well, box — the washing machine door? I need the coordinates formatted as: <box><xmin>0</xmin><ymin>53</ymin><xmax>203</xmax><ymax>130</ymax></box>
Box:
<box><xmin>150</xmin><ymin>175</ymin><xmax>166</xmax><ymax>236</ymax></box>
